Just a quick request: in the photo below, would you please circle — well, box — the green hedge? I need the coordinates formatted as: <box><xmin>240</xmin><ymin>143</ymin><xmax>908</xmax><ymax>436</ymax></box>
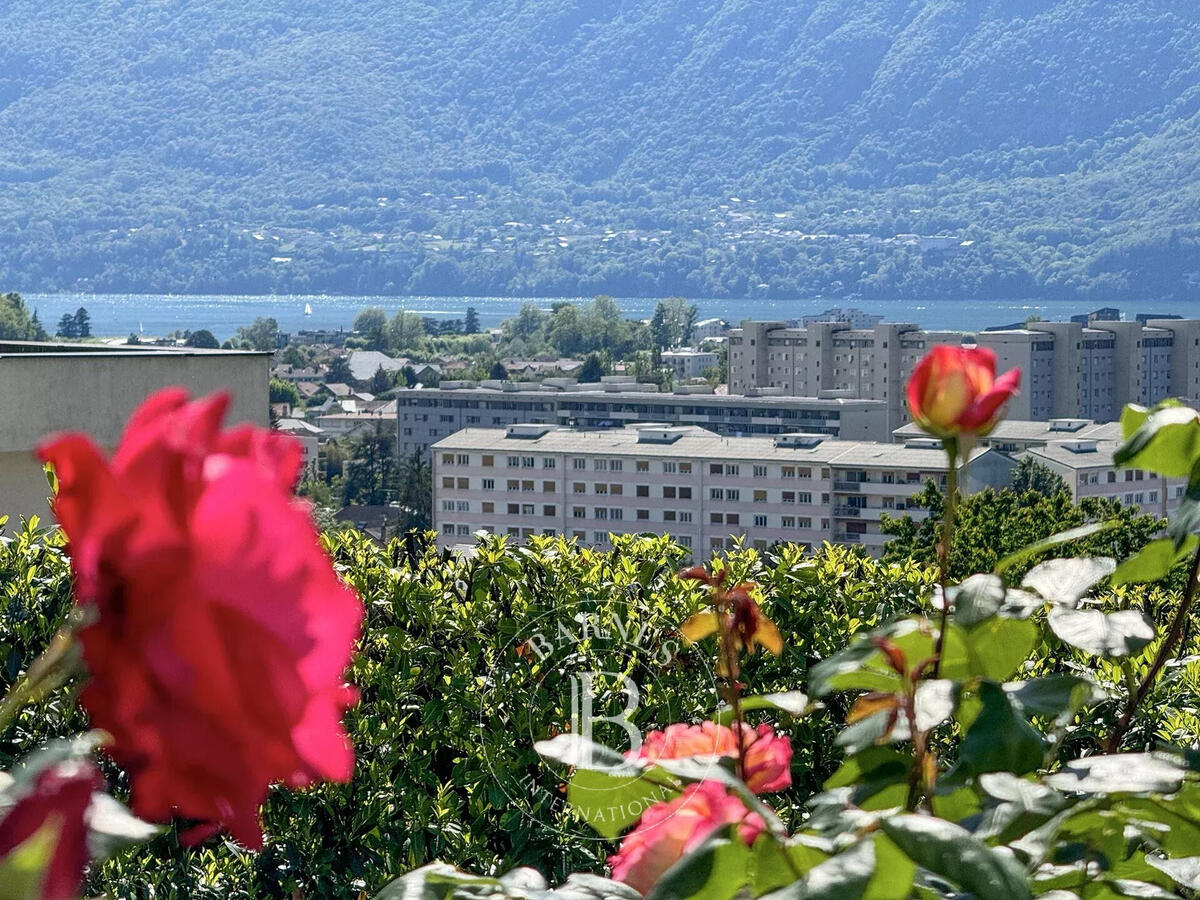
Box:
<box><xmin>0</xmin><ymin>519</ymin><xmax>1189</xmax><ymax>898</ymax></box>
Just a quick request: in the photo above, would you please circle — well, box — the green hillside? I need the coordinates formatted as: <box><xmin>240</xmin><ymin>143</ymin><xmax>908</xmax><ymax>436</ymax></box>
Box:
<box><xmin>2</xmin><ymin>0</ymin><xmax>1199</xmax><ymax>299</ymax></box>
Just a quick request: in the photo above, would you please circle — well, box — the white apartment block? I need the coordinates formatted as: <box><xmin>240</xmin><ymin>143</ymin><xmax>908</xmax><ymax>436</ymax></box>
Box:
<box><xmin>399</xmin><ymin>382</ymin><xmax>889</xmax><ymax>456</ymax></box>
<box><xmin>661</xmin><ymin>348</ymin><xmax>719</xmax><ymax>380</ymax></box>
<box><xmin>691</xmin><ymin>318</ymin><xmax>727</xmax><ymax>343</ymax></box>
<box><xmin>728</xmin><ymin>317</ymin><xmax>1200</xmax><ymax>431</ymax></box>
<box><xmin>893</xmin><ymin>417</ymin><xmax>1122</xmax><ymax>454</ymax></box>
<box><xmin>431</xmin><ymin>424</ymin><xmax>1015</xmax><ymax>557</ymax></box>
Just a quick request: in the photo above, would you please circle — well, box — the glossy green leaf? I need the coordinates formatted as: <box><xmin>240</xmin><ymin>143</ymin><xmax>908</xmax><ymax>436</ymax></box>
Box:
<box><xmin>568</xmin><ymin>768</ymin><xmax>678</xmax><ymax>840</ymax></box>
<box><xmin>752</xmin><ymin>837</ymin><xmax>829</xmax><ymax>896</ymax></box>
<box><xmin>1048</xmin><ymin>607</ymin><xmax>1155</xmax><ymax>657</ymax></box>
<box><xmin>1115</xmin><ymin>405</ymin><xmax>1200</xmax><ymax>476</ymax></box>
<box><xmin>993</xmin><ymin>522</ymin><xmax>1118</xmax><ymax>575</ymax></box>
<box><xmin>957</xmin><ymin>681</ymin><xmax>1045</xmax><ymax>777</ymax></box>
<box><xmin>1045</xmin><ymin>753</ymin><xmax>1186</xmax><ymax>795</ymax></box>
<box><xmin>880</xmin><ymin>815</ymin><xmax>1034</xmax><ymax>900</ymax></box>
<box><xmin>1021</xmin><ymin>557</ymin><xmax>1115</xmax><ymax>608</ymax></box>
<box><xmin>1145</xmin><ymin>855</ymin><xmax>1200</xmax><ymax>891</ymax></box>
<box><xmin>715</xmin><ymin>691</ymin><xmax>810</xmax><ymax>724</ymax></box>
<box><xmin>965</xmin><ymin>617</ymin><xmax>1040</xmax><ymax>681</ymax></box>
<box><xmin>1002</xmin><ymin>675</ymin><xmax>1103</xmax><ymax>720</ymax></box>
<box><xmin>1113</xmin><ymin>537</ymin><xmax>1198</xmax><ymax>585</ymax></box>
<box><xmin>951</xmin><ymin>574</ymin><xmax>1006</xmax><ymax>628</ymax></box>
<box><xmin>824</xmin><ymin>748</ymin><xmax>912</xmax><ymax>811</ymax></box>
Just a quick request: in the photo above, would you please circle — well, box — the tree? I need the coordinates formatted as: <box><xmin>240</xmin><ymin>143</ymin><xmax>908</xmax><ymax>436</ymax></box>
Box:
<box><xmin>354</xmin><ymin>307</ymin><xmax>388</xmax><ymax>350</ymax></box>
<box><xmin>649</xmin><ymin>297</ymin><xmax>697</xmax><ymax>348</ymax></box>
<box><xmin>395</xmin><ymin>449</ymin><xmax>432</xmax><ymax>532</ymax></box>
<box><xmin>489</xmin><ymin>361</ymin><xmax>508</xmax><ymax>380</ymax></box>
<box><xmin>56</xmin><ymin>312</ymin><xmax>77</xmax><ymax>338</ymax></box>
<box><xmin>269</xmin><ymin>378</ymin><xmax>300</xmax><ymax>406</ymax></box>
<box><xmin>368</xmin><ymin>365</ymin><xmax>393</xmax><ymax>395</ymax></box>
<box><xmin>463</xmin><ymin>306</ymin><xmax>481</xmax><ymax>334</ymax></box>
<box><xmin>0</xmin><ymin>292</ymin><xmax>40</xmax><ymax>340</ymax></box>
<box><xmin>29</xmin><ymin>309</ymin><xmax>47</xmax><ymax>341</ymax></box>
<box><xmin>341</xmin><ymin>423</ymin><xmax>399</xmax><ymax>507</ymax></box>
<box><xmin>387</xmin><ymin>310</ymin><xmax>425</xmax><ymax>350</ymax></box>
<box><xmin>510</xmin><ymin>303</ymin><xmax>546</xmax><ymax>340</ymax></box>
<box><xmin>236</xmin><ymin>317</ymin><xmax>281</xmax><ymax>351</ymax></box>
<box><xmin>1010</xmin><ymin>456</ymin><xmax>1069</xmax><ymax>495</ymax></box>
<box><xmin>73</xmin><ymin>306</ymin><xmax>91</xmax><ymax>338</ymax></box>
<box><xmin>326</xmin><ymin>356</ymin><xmax>353</xmax><ymax>384</ymax></box>
<box><xmin>579</xmin><ymin>352</ymin><xmax>607</xmax><ymax>382</ymax></box>
<box><xmin>185</xmin><ymin>329</ymin><xmax>220</xmax><ymax>349</ymax></box>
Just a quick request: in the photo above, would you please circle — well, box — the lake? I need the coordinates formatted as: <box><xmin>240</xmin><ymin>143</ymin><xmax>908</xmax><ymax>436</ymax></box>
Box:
<box><xmin>23</xmin><ymin>292</ymin><xmax>1200</xmax><ymax>340</ymax></box>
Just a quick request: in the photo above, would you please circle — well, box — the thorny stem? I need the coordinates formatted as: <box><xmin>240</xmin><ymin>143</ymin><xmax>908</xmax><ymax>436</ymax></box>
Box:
<box><xmin>931</xmin><ymin>441</ymin><xmax>962</xmax><ymax>679</ymax></box>
<box><xmin>1106</xmin><ymin>539</ymin><xmax>1200</xmax><ymax>752</ymax></box>
<box><xmin>715</xmin><ymin>604</ymin><xmax>748</xmax><ymax>783</ymax></box>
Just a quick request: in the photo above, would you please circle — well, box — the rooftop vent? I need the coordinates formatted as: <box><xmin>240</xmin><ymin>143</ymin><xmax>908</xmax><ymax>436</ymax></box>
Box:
<box><xmin>775</xmin><ymin>433</ymin><xmax>825</xmax><ymax>449</ymax></box>
<box><xmin>506</xmin><ymin>424</ymin><xmax>555</xmax><ymax>440</ymax></box>
<box><xmin>1048</xmin><ymin>418</ymin><xmax>1089</xmax><ymax>432</ymax></box>
<box><xmin>635</xmin><ymin>426</ymin><xmax>689</xmax><ymax>444</ymax></box>
<box><xmin>904</xmin><ymin>438</ymin><xmax>944</xmax><ymax>450</ymax></box>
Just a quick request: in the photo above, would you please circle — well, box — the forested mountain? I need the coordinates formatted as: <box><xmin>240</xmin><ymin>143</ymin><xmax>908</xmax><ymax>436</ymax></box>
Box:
<box><xmin>2</xmin><ymin>0</ymin><xmax>1200</xmax><ymax>300</ymax></box>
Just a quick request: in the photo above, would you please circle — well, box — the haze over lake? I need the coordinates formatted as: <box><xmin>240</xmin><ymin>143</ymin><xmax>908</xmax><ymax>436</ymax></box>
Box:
<box><xmin>25</xmin><ymin>293</ymin><xmax>1200</xmax><ymax>341</ymax></box>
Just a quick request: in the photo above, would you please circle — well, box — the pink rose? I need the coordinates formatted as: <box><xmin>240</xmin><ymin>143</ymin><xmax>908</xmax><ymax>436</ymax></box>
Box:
<box><xmin>608</xmin><ymin>781</ymin><xmax>764</xmax><ymax>895</ymax></box>
<box><xmin>635</xmin><ymin>722</ymin><xmax>792</xmax><ymax>794</ymax></box>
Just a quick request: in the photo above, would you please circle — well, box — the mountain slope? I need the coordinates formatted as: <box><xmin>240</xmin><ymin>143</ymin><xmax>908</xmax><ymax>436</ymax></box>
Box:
<box><xmin>1</xmin><ymin>0</ymin><xmax>1199</xmax><ymax>300</ymax></box>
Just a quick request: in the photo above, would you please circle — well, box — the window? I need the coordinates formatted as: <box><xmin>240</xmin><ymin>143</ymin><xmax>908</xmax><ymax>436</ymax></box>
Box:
<box><xmin>457</xmin><ymin>454</ymin><xmax>470</xmax><ymax>465</ymax></box>
<box><xmin>678</xmin><ymin>535</ymin><xmax>692</xmax><ymax>548</ymax></box>
<box><xmin>782</xmin><ymin>491</ymin><xmax>795</xmax><ymax>503</ymax></box>
<box><xmin>521</xmin><ymin>504</ymin><xmax>534</xmax><ymax>515</ymax></box>
<box><xmin>507</xmin><ymin>503</ymin><xmax>519</xmax><ymax>514</ymax></box>
<box><xmin>611</xmin><ymin>484</ymin><xmax>623</xmax><ymax>495</ymax></box>
<box><xmin>710</xmin><ymin>463</ymin><xmax>723</xmax><ymax>475</ymax></box>
<box><xmin>664</xmin><ymin>511</ymin><xmax>676</xmax><ymax>522</ymax></box>
<box><xmin>542</xmin><ymin>458</ymin><xmax>556</xmax><ymax>468</ymax></box>
<box><xmin>782</xmin><ymin>466</ymin><xmax>795</xmax><ymax>478</ymax></box>
<box><xmin>572</xmin><ymin>507</ymin><xmax>586</xmax><ymax>519</ymax></box>
<box><xmin>595</xmin><ymin>483</ymin><xmax>609</xmax><ymax>495</ymax></box>
<box><xmin>541</xmin><ymin>481</ymin><xmax>553</xmax><ymax>493</ymax></box>
<box><xmin>522</xmin><ymin>457</ymin><xmax>534</xmax><ymax>469</ymax></box>
<box><xmin>611</xmin><ymin>460</ymin><xmax>623</xmax><ymax>472</ymax></box>
<box><xmin>482</xmin><ymin>455</ymin><xmax>494</xmax><ymax>467</ymax></box>
<box><xmin>726</xmin><ymin>513</ymin><xmax>740</xmax><ymax>526</ymax></box>
<box><xmin>664</xmin><ymin>486</ymin><xmax>676</xmax><ymax>499</ymax></box>
<box><xmin>441</xmin><ymin>500</ymin><xmax>455</xmax><ymax>511</ymax></box>
<box><xmin>711</xmin><ymin>512</ymin><xmax>723</xmax><ymax>524</ymax></box>
<box><xmin>726</xmin><ymin>489</ymin><xmax>740</xmax><ymax>501</ymax></box>
<box><xmin>573</xmin><ymin>482</ymin><xmax>586</xmax><ymax>493</ymax></box>
<box><xmin>456</xmin><ymin>478</ymin><xmax>468</xmax><ymax>489</ymax></box>
<box><xmin>507</xmin><ymin>456</ymin><xmax>520</xmax><ymax>467</ymax></box>
<box><xmin>442</xmin><ymin>524</ymin><xmax>455</xmax><ymax>535</ymax></box>
<box><xmin>442</xmin><ymin>453</ymin><xmax>454</xmax><ymax>465</ymax></box>
<box><xmin>442</xmin><ymin>477</ymin><xmax>454</xmax><ymax>489</ymax></box>
<box><xmin>507</xmin><ymin>479</ymin><xmax>520</xmax><ymax>491</ymax></box>
<box><xmin>637</xmin><ymin>509</ymin><xmax>650</xmax><ymax>520</ymax></box>
<box><xmin>636</xmin><ymin>460</ymin><xmax>649</xmax><ymax>472</ymax></box>
<box><xmin>482</xmin><ymin>502</ymin><xmax>494</xmax><ymax>513</ymax></box>
<box><xmin>456</xmin><ymin>501</ymin><xmax>469</xmax><ymax>512</ymax></box>
<box><xmin>594</xmin><ymin>459</ymin><xmax>609</xmax><ymax>471</ymax></box>
<box><xmin>798</xmin><ymin>517</ymin><xmax>812</xmax><ymax>528</ymax></box>
<box><xmin>754</xmin><ymin>490</ymin><xmax>767</xmax><ymax>502</ymax></box>
<box><xmin>636</xmin><ymin>485</ymin><xmax>649</xmax><ymax>497</ymax></box>
<box><xmin>781</xmin><ymin>516</ymin><xmax>795</xmax><ymax>528</ymax></box>
<box><xmin>521</xmin><ymin>480</ymin><xmax>534</xmax><ymax>492</ymax></box>
<box><xmin>678</xmin><ymin>511</ymin><xmax>693</xmax><ymax>523</ymax></box>
<box><xmin>798</xmin><ymin>492</ymin><xmax>812</xmax><ymax>504</ymax></box>
<box><xmin>725</xmin><ymin>464</ymin><xmax>740</xmax><ymax>476</ymax></box>
<box><xmin>611</xmin><ymin>508</ymin><xmax>624</xmax><ymax>521</ymax></box>
<box><xmin>797</xmin><ymin>467</ymin><xmax>811</xmax><ymax>478</ymax></box>
<box><xmin>711</xmin><ymin>488</ymin><xmax>724</xmax><ymax>500</ymax></box>
<box><xmin>663</xmin><ymin>462</ymin><xmax>677</xmax><ymax>474</ymax></box>
<box><xmin>573</xmin><ymin>458</ymin><xmax>586</xmax><ymax>470</ymax></box>
<box><xmin>680</xmin><ymin>462</ymin><xmax>692</xmax><ymax>474</ymax></box>
<box><xmin>754</xmin><ymin>515</ymin><xmax>767</xmax><ymax>527</ymax></box>
<box><xmin>482</xmin><ymin>478</ymin><xmax>495</xmax><ymax>490</ymax></box>
<box><xmin>595</xmin><ymin>508</ymin><xmax>609</xmax><ymax>520</ymax></box>
<box><xmin>572</xmin><ymin>531</ymin><xmax>585</xmax><ymax>540</ymax></box>
<box><xmin>680</xmin><ymin>487</ymin><xmax>692</xmax><ymax>500</ymax></box>
<box><xmin>753</xmin><ymin>465</ymin><xmax>768</xmax><ymax>478</ymax></box>
<box><xmin>593</xmin><ymin>532</ymin><xmax>608</xmax><ymax>544</ymax></box>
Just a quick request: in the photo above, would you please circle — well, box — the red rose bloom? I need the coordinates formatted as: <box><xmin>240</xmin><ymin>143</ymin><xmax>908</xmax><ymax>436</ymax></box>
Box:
<box><xmin>608</xmin><ymin>781</ymin><xmax>764</xmax><ymax>895</ymax></box>
<box><xmin>39</xmin><ymin>389</ymin><xmax>363</xmax><ymax>848</ymax></box>
<box><xmin>906</xmin><ymin>345</ymin><xmax>1021</xmax><ymax>439</ymax></box>
<box><xmin>0</xmin><ymin>759</ymin><xmax>100</xmax><ymax>900</ymax></box>
<box><xmin>635</xmin><ymin>722</ymin><xmax>793</xmax><ymax>794</ymax></box>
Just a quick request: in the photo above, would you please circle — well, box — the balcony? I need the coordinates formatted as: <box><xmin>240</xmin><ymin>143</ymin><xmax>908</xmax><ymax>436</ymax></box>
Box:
<box><xmin>833</xmin><ymin>505</ymin><xmax>864</xmax><ymax>518</ymax></box>
<box><xmin>834</xmin><ymin>532</ymin><xmax>862</xmax><ymax>544</ymax></box>
<box><xmin>832</xmin><ymin>480</ymin><xmax>863</xmax><ymax>493</ymax></box>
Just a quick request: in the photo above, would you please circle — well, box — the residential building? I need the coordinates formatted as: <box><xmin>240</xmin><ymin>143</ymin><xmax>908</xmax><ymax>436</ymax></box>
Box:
<box><xmin>893</xmin><ymin>418</ymin><xmax>1121</xmax><ymax>454</ymax></box>
<box><xmin>691</xmin><ymin>318</ymin><xmax>727</xmax><ymax>343</ymax></box>
<box><xmin>431</xmin><ymin>425</ymin><xmax>1014</xmax><ymax>556</ymax></box>
<box><xmin>399</xmin><ymin>382</ymin><xmax>890</xmax><ymax>456</ymax></box>
<box><xmin>800</xmin><ymin>307</ymin><xmax>884</xmax><ymax>329</ymax></box>
<box><xmin>1021</xmin><ymin>438</ymin><xmax>1181</xmax><ymax>520</ymax></box>
<box><xmin>0</xmin><ymin>341</ymin><xmax>269</xmax><ymax>521</ymax></box>
<box><xmin>727</xmin><ymin>317</ymin><xmax>1200</xmax><ymax>430</ymax></box>
<box><xmin>661</xmin><ymin>348</ymin><xmax>719</xmax><ymax>380</ymax></box>
<box><xmin>275</xmin><ymin>418</ymin><xmax>324</xmax><ymax>479</ymax></box>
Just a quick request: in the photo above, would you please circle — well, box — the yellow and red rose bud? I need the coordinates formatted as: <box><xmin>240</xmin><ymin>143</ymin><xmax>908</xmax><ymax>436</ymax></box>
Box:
<box><xmin>906</xmin><ymin>345</ymin><xmax>1021</xmax><ymax>439</ymax></box>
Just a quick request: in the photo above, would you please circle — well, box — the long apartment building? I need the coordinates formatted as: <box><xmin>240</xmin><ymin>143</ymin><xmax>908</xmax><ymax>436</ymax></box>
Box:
<box><xmin>894</xmin><ymin>417</ymin><xmax>1181</xmax><ymax>520</ymax></box>
<box><xmin>728</xmin><ymin>317</ymin><xmax>1200</xmax><ymax>431</ymax></box>
<box><xmin>399</xmin><ymin>380</ymin><xmax>889</xmax><ymax>456</ymax></box>
<box><xmin>432</xmin><ymin>424</ymin><xmax>1016</xmax><ymax>557</ymax></box>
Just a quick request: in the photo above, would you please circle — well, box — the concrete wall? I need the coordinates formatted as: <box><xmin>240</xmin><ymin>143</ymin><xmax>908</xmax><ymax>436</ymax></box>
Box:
<box><xmin>0</xmin><ymin>348</ymin><xmax>269</xmax><ymax>521</ymax></box>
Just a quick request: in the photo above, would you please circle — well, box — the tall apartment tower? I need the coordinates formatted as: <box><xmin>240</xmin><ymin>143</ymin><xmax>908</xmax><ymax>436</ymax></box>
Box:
<box><xmin>728</xmin><ymin>316</ymin><xmax>1200</xmax><ymax>427</ymax></box>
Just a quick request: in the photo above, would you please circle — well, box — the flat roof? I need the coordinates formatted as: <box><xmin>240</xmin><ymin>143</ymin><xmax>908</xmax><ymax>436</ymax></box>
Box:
<box><xmin>1022</xmin><ymin>441</ymin><xmax>1124</xmax><ymax>469</ymax></box>
<box><xmin>433</xmin><ymin>425</ymin><xmax>988</xmax><ymax>468</ymax></box>
<box><xmin>0</xmin><ymin>340</ymin><xmax>268</xmax><ymax>358</ymax></box>
<box><xmin>894</xmin><ymin>419</ymin><xmax>1123</xmax><ymax>443</ymax></box>
<box><xmin>407</xmin><ymin>386</ymin><xmax>884</xmax><ymax>409</ymax></box>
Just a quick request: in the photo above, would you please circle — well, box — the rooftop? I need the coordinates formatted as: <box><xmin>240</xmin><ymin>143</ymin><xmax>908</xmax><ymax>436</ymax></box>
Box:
<box><xmin>893</xmin><ymin>419</ymin><xmax>1123</xmax><ymax>444</ymax></box>
<box><xmin>433</xmin><ymin>425</ymin><xmax>987</xmax><ymax>468</ymax></box>
<box><xmin>411</xmin><ymin>385</ymin><xmax>884</xmax><ymax>409</ymax></box>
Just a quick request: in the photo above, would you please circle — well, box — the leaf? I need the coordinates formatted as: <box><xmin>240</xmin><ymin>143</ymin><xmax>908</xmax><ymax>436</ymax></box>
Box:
<box><xmin>645</xmin><ymin>830</ymin><xmax>751</xmax><ymax>900</ymax></box>
<box><xmin>715</xmin><ymin>691</ymin><xmax>810</xmax><ymax>724</ymax></box>
<box><xmin>0</xmin><ymin>820</ymin><xmax>57</xmax><ymax>900</ymax></box>
<box><xmin>752</xmin><ymin>837</ymin><xmax>829</xmax><ymax>896</ymax></box>
<box><xmin>1113</xmin><ymin>537</ymin><xmax>1198</xmax><ymax>585</ymax></box>
<box><xmin>535</xmin><ymin>734</ymin><xmax>639</xmax><ymax>773</ymax></box>
<box><xmin>1002</xmin><ymin>675</ymin><xmax>1103</xmax><ymax>720</ymax></box>
<box><xmin>1115</xmin><ymin>405</ymin><xmax>1200</xmax><ymax>477</ymax></box>
<box><xmin>681</xmin><ymin>612</ymin><xmax>719</xmax><ymax>644</ymax></box>
<box><xmin>964</xmin><ymin>618</ymin><xmax>1040</xmax><ymax>682</ymax></box>
<box><xmin>863</xmin><ymin>833</ymin><xmax>917</xmax><ymax>900</ymax></box>
<box><xmin>551</xmin><ymin>875</ymin><xmax>644</xmax><ymax>900</ymax></box>
<box><xmin>994</xmin><ymin>522</ymin><xmax>1118</xmax><ymax>575</ymax></box>
<box><xmin>824</xmin><ymin>748</ymin><xmax>912</xmax><ymax>811</ymax></box>
<box><xmin>85</xmin><ymin>793</ymin><xmax>162</xmax><ymax>860</ymax></box>
<box><xmin>797</xmin><ymin>838</ymin><xmax>874</xmax><ymax>898</ymax></box>
<box><xmin>1021</xmin><ymin>558</ymin><xmax>1116</xmax><ymax>608</ymax></box>
<box><xmin>880</xmin><ymin>815</ymin><xmax>1033</xmax><ymax>900</ymax></box>
<box><xmin>951</xmin><ymin>574</ymin><xmax>1006</xmax><ymax>628</ymax></box>
<box><xmin>568</xmin><ymin>768</ymin><xmax>678</xmax><ymax>840</ymax></box>
<box><xmin>957</xmin><ymin>681</ymin><xmax>1045</xmax><ymax>777</ymax></box>
<box><xmin>973</xmin><ymin>773</ymin><xmax>1067</xmax><ymax>844</ymax></box>
<box><xmin>1145</xmin><ymin>855</ymin><xmax>1200</xmax><ymax>891</ymax></box>
<box><xmin>1045</xmin><ymin>753</ymin><xmax>1186</xmax><ymax>795</ymax></box>
<box><xmin>1048</xmin><ymin>608</ymin><xmax>1155</xmax><ymax>657</ymax></box>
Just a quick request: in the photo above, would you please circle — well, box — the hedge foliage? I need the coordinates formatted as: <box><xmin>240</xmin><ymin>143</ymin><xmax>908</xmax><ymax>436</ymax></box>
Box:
<box><xmin>0</xmin><ymin>517</ymin><xmax>1192</xmax><ymax>897</ymax></box>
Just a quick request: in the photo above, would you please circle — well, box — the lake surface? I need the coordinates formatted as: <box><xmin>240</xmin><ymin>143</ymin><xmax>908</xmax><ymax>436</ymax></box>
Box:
<box><xmin>23</xmin><ymin>292</ymin><xmax>1200</xmax><ymax>340</ymax></box>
